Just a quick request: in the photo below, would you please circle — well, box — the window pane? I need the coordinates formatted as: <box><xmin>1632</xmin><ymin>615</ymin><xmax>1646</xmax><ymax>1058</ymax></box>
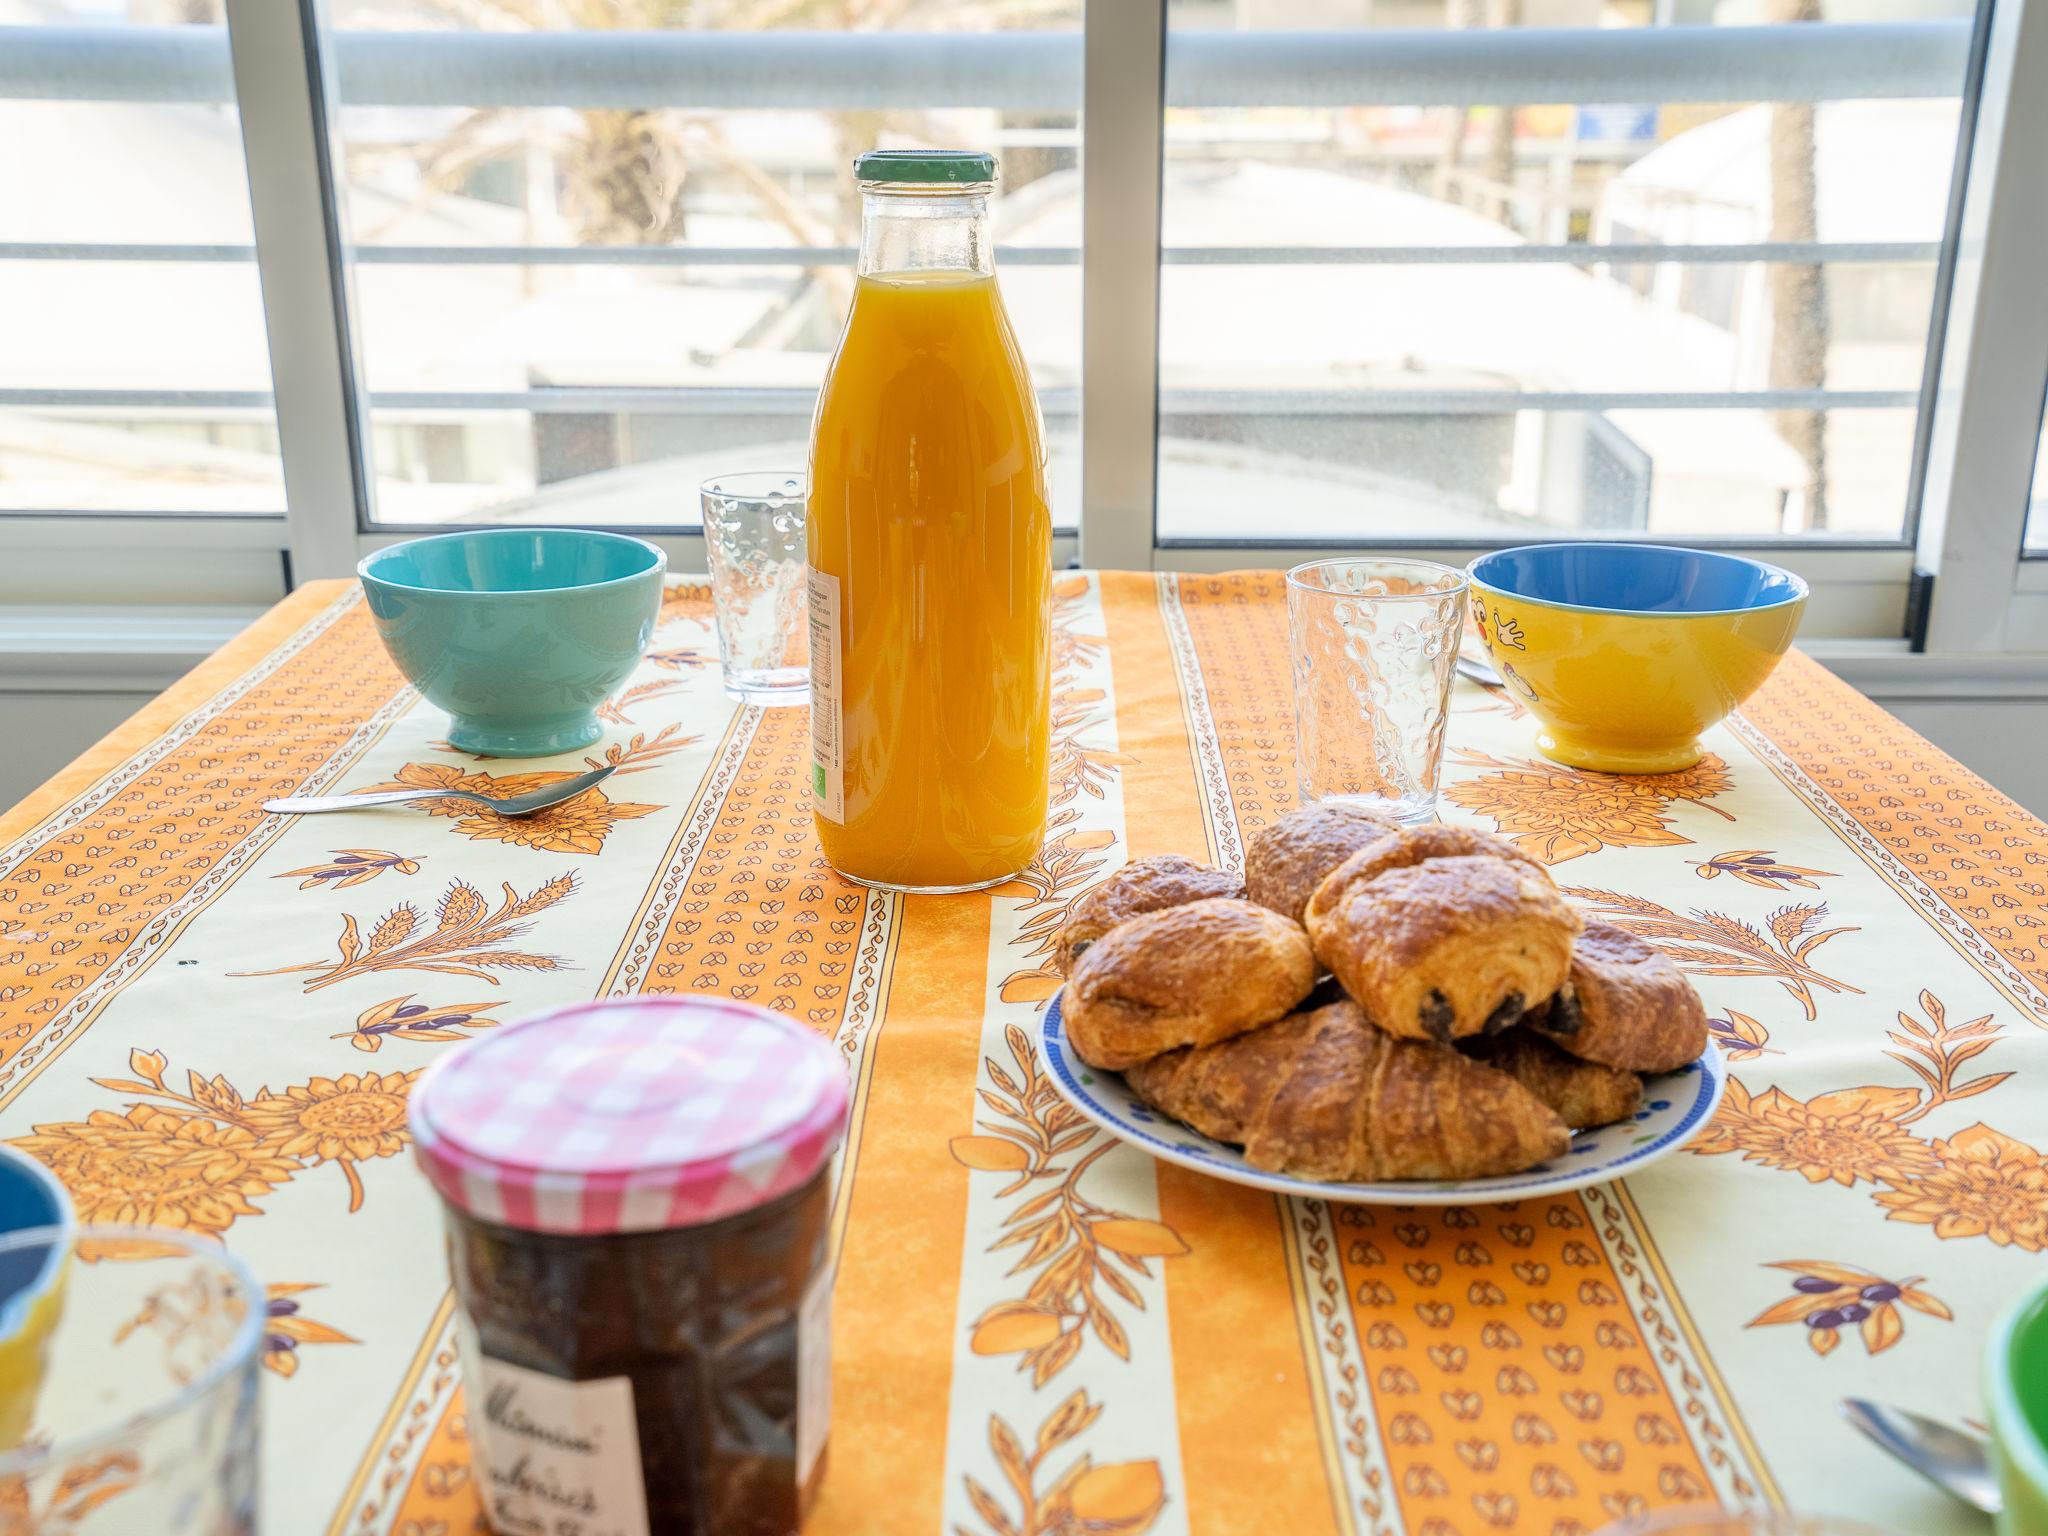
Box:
<box><xmin>2028</xmin><ymin>378</ymin><xmax>2048</xmax><ymax>553</ymax></box>
<box><xmin>1158</xmin><ymin>0</ymin><xmax>1975</xmax><ymax>545</ymax></box>
<box><xmin>0</xmin><ymin>3</ymin><xmax>284</xmax><ymax>515</ymax></box>
<box><xmin>323</xmin><ymin>3</ymin><xmax>1083</xmax><ymax>531</ymax></box>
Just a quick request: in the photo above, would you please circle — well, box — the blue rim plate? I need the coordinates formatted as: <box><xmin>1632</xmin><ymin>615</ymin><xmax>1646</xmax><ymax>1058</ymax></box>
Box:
<box><xmin>1041</xmin><ymin>993</ymin><xmax>1727</xmax><ymax>1205</ymax></box>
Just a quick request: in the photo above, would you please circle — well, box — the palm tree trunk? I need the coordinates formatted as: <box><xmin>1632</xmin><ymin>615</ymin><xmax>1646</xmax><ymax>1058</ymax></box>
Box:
<box><xmin>1766</xmin><ymin>0</ymin><xmax>1829</xmax><ymax>529</ymax></box>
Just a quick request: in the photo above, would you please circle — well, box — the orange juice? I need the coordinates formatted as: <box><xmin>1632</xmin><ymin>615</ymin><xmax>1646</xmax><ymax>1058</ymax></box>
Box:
<box><xmin>807</xmin><ymin>154</ymin><xmax>1050</xmax><ymax>892</ymax></box>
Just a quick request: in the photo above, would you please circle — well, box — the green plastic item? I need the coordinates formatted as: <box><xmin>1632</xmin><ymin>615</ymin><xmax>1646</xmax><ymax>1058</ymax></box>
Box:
<box><xmin>854</xmin><ymin>149</ymin><xmax>997</xmax><ymax>184</ymax></box>
<box><xmin>1988</xmin><ymin>1277</ymin><xmax>2048</xmax><ymax>1535</ymax></box>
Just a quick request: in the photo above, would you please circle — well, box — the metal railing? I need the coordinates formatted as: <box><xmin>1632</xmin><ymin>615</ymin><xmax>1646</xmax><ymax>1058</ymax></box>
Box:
<box><xmin>0</xmin><ymin>19</ymin><xmax>1973</xmax><ymax>510</ymax></box>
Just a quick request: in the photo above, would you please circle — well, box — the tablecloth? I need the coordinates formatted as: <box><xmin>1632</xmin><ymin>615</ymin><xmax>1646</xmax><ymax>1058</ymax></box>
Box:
<box><xmin>3</xmin><ymin>570</ymin><xmax>2044</xmax><ymax>1536</ymax></box>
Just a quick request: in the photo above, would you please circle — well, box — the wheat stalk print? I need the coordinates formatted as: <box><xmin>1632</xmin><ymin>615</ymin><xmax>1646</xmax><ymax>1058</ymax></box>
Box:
<box><xmin>952</xmin><ymin>1025</ymin><xmax>1188</xmax><ymax>1388</ymax></box>
<box><xmin>1565</xmin><ymin>887</ymin><xmax>1859</xmax><ymax>1019</ymax></box>
<box><xmin>233</xmin><ymin>875</ymin><xmax>575</xmax><ymax>993</ymax></box>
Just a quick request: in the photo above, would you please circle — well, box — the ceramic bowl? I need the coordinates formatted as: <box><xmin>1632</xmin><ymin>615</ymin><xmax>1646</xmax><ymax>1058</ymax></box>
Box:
<box><xmin>0</xmin><ymin>1149</ymin><xmax>74</xmax><ymax>1449</ymax></box>
<box><xmin>1465</xmin><ymin>542</ymin><xmax>1807</xmax><ymax>774</ymax></box>
<box><xmin>358</xmin><ymin>529</ymin><xmax>666</xmax><ymax>757</ymax></box>
<box><xmin>1986</xmin><ymin>1275</ymin><xmax>2048</xmax><ymax>1536</ymax></box>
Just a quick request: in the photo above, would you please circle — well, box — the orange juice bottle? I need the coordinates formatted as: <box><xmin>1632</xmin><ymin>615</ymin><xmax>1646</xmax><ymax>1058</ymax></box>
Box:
<box><xmin>807</xmin><ymin>151</ymin><xmax>1051</xmax><ymax>893</ymax></box>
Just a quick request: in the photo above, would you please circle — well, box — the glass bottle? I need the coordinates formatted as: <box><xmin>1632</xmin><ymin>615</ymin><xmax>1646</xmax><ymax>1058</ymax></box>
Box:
<box><xmin>806</xmin><ymin>150</ymin><xmax>1052</xmax><ymax>893</ymax></box>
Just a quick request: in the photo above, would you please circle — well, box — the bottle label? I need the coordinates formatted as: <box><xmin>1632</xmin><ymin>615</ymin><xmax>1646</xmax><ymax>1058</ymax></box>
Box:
<box><xmin>797</xmin><ymin>1265</ymin><xmax>833</xmax><ymax>1490</ymax></box>
<box><xmin>807</xmin><ymin>569</ymin><xmax>845</xmax><ymax>823</ymax></box>
<box><xmin>457</xmin><ymin>1317</ymin><xmax>651</xmax><ymax>1536</ymax></box>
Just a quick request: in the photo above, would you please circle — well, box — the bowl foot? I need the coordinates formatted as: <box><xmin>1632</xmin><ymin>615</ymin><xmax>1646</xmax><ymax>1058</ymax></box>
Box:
<box><xmin>445</xmin><ymin>716</ymin><xmax>603</xmax><ymax>758</ymax></box>
<box><xmin>1535</xmin><ymin>730</ymin><xmax>1704</xmax><ymax>775</ymax></box>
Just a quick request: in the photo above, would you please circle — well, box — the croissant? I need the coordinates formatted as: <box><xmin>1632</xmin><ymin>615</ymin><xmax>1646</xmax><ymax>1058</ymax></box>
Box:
<box><xmin>1124</xmin><ymin>1000</ymin><xmax>1570</xmax><ymax>1182</ymax></box>
<box><xmin>1304</xmin><ymin>826</ymin><xmax>1580</xmax><ymax>1043</ymax></box>
<box><xmin>1461</xmin><ymin>1028</ymin><xmax>1643</xmax><ymax>1130</ymax></box>
<box><xmin>1053</xmin><ymin>854</ymin><xmax>1245</xmax><ymax>975</ymax></box>
<box><xmin>1244</xmin><ymin>803</ymin><xmax>1397</xmax><ymax>925</ymax></box>
<box><xmin>1062</xmin><ymin>898</ymin><xmax>1316</xmax><ymax>1071</ymax></box>
<box><xmin>1529</xmin><ymin>921</ymin><xmax>1708</xmax><ymax>1072</ymax></box>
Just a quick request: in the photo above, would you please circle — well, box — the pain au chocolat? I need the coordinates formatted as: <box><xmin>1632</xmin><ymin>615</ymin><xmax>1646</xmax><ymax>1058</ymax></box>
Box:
<box><xmin>1062</xmin><ymin>897</ymin><xmax>1315</xmax><ymax>1071</ymax></box>
<box><xmin>1052</xmin><ymin>854</ymin><xmax>1245</xmax><ymax>976</ymax></box>
<box><xmin>1243</xmin><ymin>803</ymin><xmax>1397</xmax><ymax>925</ymax></box>
<box><xmin>1302</xmin><ymin>824</ymin><xmax>1580</xmax><ymax>1043</ymax></box>
<box><xmin>1528</xmin><ymin>920</ymin><xmax>1708</xmax><ymax>1073</ymax></box>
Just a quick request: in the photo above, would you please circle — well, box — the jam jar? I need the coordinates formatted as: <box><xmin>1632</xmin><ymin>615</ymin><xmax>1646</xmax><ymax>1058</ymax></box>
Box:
<box><xmin>408</xmin><ymin>998</ymin><xmax>848</xmax><ymax>1536</ymax></box>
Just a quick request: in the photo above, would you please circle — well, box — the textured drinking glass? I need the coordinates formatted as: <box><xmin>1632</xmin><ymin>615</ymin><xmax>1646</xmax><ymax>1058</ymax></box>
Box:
<box><xmin>1287</xmin><ymin>558</ymin><xmax>1469</xmax><ymax>823</ymax></box>
<box><xmin>0</xmin><ymin>1226</ymin><xmax>263</xmax><ymax>1534</ymax></box>
<box><xmin>701</xmin><ymin>472</ymin><xmax>809</xmax><ymax>705</ymax></box>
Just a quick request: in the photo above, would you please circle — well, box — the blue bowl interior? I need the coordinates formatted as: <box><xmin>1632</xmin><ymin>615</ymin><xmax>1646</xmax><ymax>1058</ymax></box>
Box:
<box><xmin>1470</xmin><ymin>543</ymin><xmax>1806</xmax><ymax>616</ymax></box>
<box><xmin>361</xmin><ymin>529</ymin><xmax>661</xmax><ymax>595</ymax></box>
<box><xmin>0</xmin><ymin>1154</ymin><xmax>69</xmax><ymax>1335</ymax></box>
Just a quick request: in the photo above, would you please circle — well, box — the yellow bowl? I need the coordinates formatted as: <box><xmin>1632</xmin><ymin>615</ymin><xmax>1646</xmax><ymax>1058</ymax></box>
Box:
<box><xmin>1466</xmin><ymin>543</ymin><xmax>1807</xmax><ymax>775</ymax></box>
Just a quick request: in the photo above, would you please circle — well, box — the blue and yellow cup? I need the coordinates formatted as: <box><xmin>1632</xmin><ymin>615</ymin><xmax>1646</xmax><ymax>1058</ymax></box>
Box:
<box><xmin>1987</xmin><ymin>1276</ymin><xmax>2048</xmax><ymax>1535</ymax></box>
<box><xmin>358</xmin><ymin>528</ymin><xmax>666</xmax><ymax>758</ymax></box>
<box><xmin>0</xmin><ymin>1148</ymin><xmax>74</xmax><ymax>1449</ymax></box>
<box><xmin>1466</xmin><ymin>542</ymin><xmax>1806</xmax><ymax>775</ymax></box>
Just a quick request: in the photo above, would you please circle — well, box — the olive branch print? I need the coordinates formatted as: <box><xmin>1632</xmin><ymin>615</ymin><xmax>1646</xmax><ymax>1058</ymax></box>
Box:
<box><xmin>1747</xmin><ymin>1261</ymin><xmax>1951</xmax><ymax>1358</ymax></box>
<box><xmin>958</xmin><ymin>1390</ymin><xmax>1167</xmax><ymax>1536</ymax></box>
<box><xmin>1564</xmin><ymin>887</ymin><xmax>1859</xmax><ymax>1019</ymax></box>
<box><xmin>233</xmin><ymin>875</ymin><xmax>574</xmax><ymax>992</ymax></box>
<box><xmin>581</xmin><ymin>722</ymin><xmax>700</xmax><ymax>776</ymax></box>
<box><xmin>952</xmin><ymin>1026</ymin><xmax>1188</xmax><ymax>1389</ymax></box>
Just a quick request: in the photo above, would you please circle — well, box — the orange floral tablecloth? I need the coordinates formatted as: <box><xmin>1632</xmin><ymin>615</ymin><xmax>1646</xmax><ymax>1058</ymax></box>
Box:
<box><xmin>3</xmin><ymin>571</ymin><xmax>2045</xmax><ymax>1536</ymax></box>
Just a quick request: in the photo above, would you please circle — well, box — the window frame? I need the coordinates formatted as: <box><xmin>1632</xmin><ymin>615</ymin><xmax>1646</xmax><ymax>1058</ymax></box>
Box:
<box><xmin>0</xmin><ymin>0</ymin><xmax>2042</xmax><ymax>656</ymax></box>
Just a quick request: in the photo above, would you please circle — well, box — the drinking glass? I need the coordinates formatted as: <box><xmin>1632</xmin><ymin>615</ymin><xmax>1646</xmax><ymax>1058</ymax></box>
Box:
<box><xmin>701</xmin><ymin>472</ymin><xmax>809</xmax><ymax>705</ymax></box>
<box><xmin>1286</xmin><ymin>558</ymin><xmax>1469</xmax><ymax>824</ymax></box>
<box><xmin>0</xmin><ymin>1226</ymin><xmax>263</xmax><ymax>1534</ymax></box>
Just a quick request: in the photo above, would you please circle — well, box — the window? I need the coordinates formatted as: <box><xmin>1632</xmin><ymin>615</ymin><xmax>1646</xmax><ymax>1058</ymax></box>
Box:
<box><xmin>2028</xmin><ymin>379</ymin><xmax>2048</xmax><ymax>553</ymax></box>
<box><xmin>1154</xmin><ymin>1</ymin><xmax>1972</xmax><ymax>547</ymax></box>
<box><xmin>318</xmin><ymin>0</ymin><xmax>1083</xmax><ymax>531</ymax></box>
<box><xmin>3</xmin><ymin>0</ymin><xmax>2046</xmax><ymax>652</ymax></box>
<box><xmin>0</xmin><ymin>2</ymin><xmax>283</xmax><ymax>518</ymax></box>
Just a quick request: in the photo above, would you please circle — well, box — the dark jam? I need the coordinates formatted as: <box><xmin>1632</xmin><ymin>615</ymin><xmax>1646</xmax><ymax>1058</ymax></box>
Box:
<box><xmin>446</xmin><ymin>1168</ymin><xmax>832</xmax><ymax>1536</ymax></box>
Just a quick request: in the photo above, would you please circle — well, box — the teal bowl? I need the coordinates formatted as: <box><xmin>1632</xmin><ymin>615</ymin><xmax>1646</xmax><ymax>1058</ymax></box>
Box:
<box><xmin>358</xmin><ymin>529</ymin><xmax>666</xmax><ymax>757</ymax></box>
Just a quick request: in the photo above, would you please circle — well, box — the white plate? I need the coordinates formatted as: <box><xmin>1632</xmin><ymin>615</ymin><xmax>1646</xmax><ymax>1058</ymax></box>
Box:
<box><xmin>1040</xmin><ymin>993</ymin><xmax>1727</xmax><ymax>1205</ymax></box>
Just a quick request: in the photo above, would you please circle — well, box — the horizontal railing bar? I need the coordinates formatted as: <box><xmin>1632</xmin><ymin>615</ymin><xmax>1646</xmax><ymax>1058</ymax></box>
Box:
<box><xmin>1169</xmin><ymin>21</ymin><xmax>1971</xmax><ymax>107</ymax></box>
<box><xmin>0</xmin><ymin>240</ymin><xmax>1942</xmax><ymax>267</ymax></box>
<box><xmin>0</xmin><ymin>386</ymin><xmax>1915</xmax><ymax>413</ymax></box>
<box><xmin>0</xmin><ymin>22</ymin><xmax>1968</xmax><ymax>110</ymax></box>
<box><xmin>385</xmin><ymin>387</ymin><xmax>1919</xmax><ymax>414</ymax></box>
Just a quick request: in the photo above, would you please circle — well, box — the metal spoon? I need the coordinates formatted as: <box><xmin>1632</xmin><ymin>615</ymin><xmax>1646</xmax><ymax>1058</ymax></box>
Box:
<box><xmin>1839</xmin><ymin>1398</ymin><xmax>2002</xmax><ymax>1516</ymax></box>
<box><xmin>263</xmin><ymin>763</ymin><xmax>617</xmax><ymax>818</ymax></box>
<box><xmin>1456</xmin><ymin>652</ymin><xmax>1504</xmax><ymax>688</ymax></box>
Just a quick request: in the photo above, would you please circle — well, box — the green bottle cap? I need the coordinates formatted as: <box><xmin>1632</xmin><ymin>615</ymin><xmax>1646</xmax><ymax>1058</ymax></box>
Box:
<box><xmin>854</xmin><ymin>149</ymin><xmax>998</xmax><ymax>185</ymax></box>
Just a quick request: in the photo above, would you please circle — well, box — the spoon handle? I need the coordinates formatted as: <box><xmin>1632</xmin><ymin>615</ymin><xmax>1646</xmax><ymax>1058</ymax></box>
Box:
<box><xmin>263</xmin><ymin>789</ymin><xmax>465</xmax><ymax>815</ymax></box>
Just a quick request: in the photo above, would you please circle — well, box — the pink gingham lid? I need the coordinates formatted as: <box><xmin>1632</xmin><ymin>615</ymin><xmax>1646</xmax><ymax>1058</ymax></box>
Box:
<box><xmin>409</xmin><ymin>997</ymin><xmax>848</xmax><ymax>1235</ymax></box>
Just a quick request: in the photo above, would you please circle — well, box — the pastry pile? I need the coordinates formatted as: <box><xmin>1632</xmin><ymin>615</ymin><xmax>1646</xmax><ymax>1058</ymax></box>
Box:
<box><xmin>1055</xmin><ymin>807</ymin><xmax>1708</xmax><ymax>1184</ymax></box>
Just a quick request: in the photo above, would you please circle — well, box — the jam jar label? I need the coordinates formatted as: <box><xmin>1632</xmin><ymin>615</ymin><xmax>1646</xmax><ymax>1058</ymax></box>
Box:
<box><xmin>458</xmin><ymin>1318</ymin><xmax>651</xmax><ymax>1536</ymax></box>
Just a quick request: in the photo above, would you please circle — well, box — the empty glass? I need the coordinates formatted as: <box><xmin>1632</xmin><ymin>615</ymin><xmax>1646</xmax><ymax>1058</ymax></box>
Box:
<box><xmin>1286</xmin><ymin>558</ymin><xmax>1469</xmax><ymax>824</ymax></box>
<box><xmin>0</xmin><ymin>1226</ymin><xmax>263</xmax><ymax>1534</ymax></box>
<box><xmin>701</xmin><ymin>472</ymin><xmax>809</xmax><ymax>705</ymax></box>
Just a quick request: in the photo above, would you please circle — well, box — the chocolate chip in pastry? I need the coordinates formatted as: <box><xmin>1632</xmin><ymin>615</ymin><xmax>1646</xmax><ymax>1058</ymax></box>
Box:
<box><xmin>1052</xmin><ymin>854</ymin><xmax>1245</xmax><ymax>975</ymax></box>
<box><xmin>1244</xmin><ymin>803</ymin><xmax>1398</xmax><ymax>925</ymax></box>
<box><xmin>1461</xmin><ymin>1028</ymin><xmax>1643</xmax><ymax>1130</ymax></box>
<box><xmin>1528</xmin><ymin>921</ymin><xmax>1708</xmax><ymax>1073</ymax></box>
<box><xmin>1125</xmin><ymin>999</ymin><xmax>1570</xmax><ymax>1182</ymax></box>
<box><xmin>1063</xmin><ymin>898</ymin><xmax>1315</xmax><ymax>1071</ymax></box>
